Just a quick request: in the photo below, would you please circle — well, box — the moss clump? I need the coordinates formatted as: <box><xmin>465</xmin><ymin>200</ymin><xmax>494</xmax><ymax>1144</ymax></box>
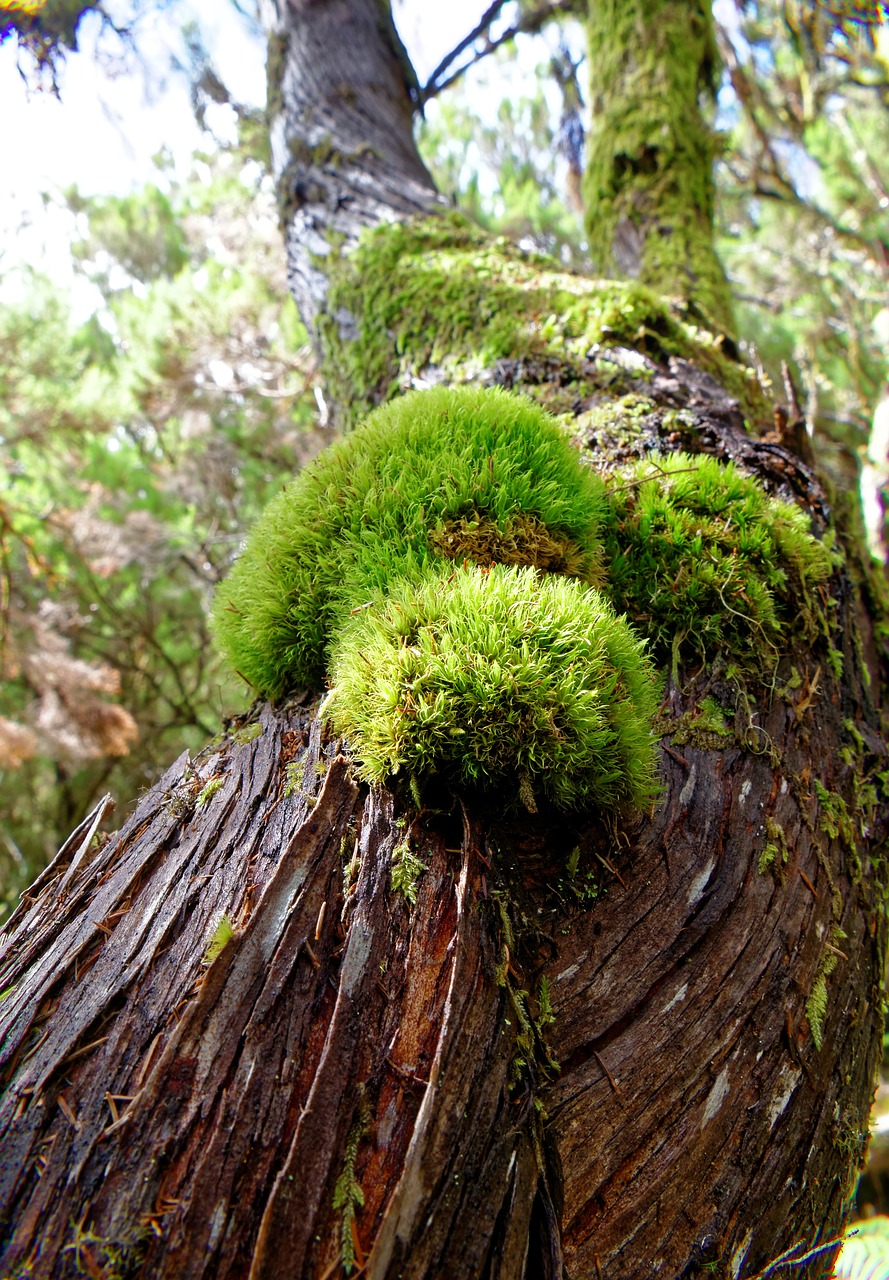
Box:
<box><xmin>325</xmin><ymin>563</ymin><xmax>660</xmax><ymax>813</ymax></box>
<box><xmin>211</xmin><ymin>385</ymin><xmax>605</xmax><ymax>700</ymax></box>
<box><xmin>323</xmin><ymin>213</ymin><xmax>771</xmax><ymax>426</ymax></box>
<box><xmin>655</xmin><ymin>695</ymin><xmax>735</xmax><ymax>750</ymax></box>
<box><xmin>202</xmin><ymin>914</ymin><xmax>235</xmax><ymax>967</ymax></box>
<box><xmin>805</xmin><ymin>926</ymin><xmax>847</xmax><ymax>1051</ymax></box>
<box><xmin>599</xmin><ymin>453</ymin><xmax>833</xmax><ymax>669</ymax></box>
<box><xmin>195</xmin><ymin>775</ymin><xmax>224</xmax><ymax>808</ymax></box>
<box><xmin>391</xmin><ymin>839</ymin><xmax>426</xmax><ymax>905</ymax></box>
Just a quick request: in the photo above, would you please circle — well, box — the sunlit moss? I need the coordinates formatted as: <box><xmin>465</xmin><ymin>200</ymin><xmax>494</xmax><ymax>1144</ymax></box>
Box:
<box><xmin>324</xmin><ymin>563</ymin><xmax>660</xmax><ymax>812</ymax></box>
<box><xmin>211</xmin><ymin>385</ymin><xmax>605</xmax><ymax>699</ymax></box>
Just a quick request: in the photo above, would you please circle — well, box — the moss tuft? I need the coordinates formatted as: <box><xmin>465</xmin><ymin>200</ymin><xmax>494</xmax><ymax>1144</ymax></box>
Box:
<box><xmin>202</xmin><ymin>914</ymin><xmax>235</xmax><ymax>967</ymax></box>
<box><xmin>390</xmin><ymin>839</ymin><xmax>426</xmax><ymax>904</ymax></box>
<box><xmin>324</xmin><ymin>562</ymin><xmax>660</xmax><ymax>812</ymax></box>
<box><xmin>211</xmin><ymin>385</ymin><xmax>605</xmax><ymax>700</ymax></box>
<box><xmin>759</xmin><ymin>815</ymin><xmax>790</xmax><ymax>876</ymax></box>
<box><xmin>599</xmin><ymin>452</ymin><xmax>833</xmax><ymax>670</ymax></box>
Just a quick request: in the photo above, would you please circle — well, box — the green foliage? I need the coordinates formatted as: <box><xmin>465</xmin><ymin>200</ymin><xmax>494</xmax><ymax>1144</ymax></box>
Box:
<box><xmin>67</xmin><ymin>184</ymin><xmax>189</xmax><ymax>284</ymax></box>
<box><xmin>211</xmin><ymin>384</ymin><xmax>606</xmax><ymax>699</ymax></box>
<box><xmin>599</xmin><ymin>452</ymin><xmax>833</xmax><ymax>668</ymax></box>
<box><xmin>715</xmin><ymin>5</ymin><xmax>889</xmax><ymax>470</ymax></box>
<box><xmin>0</xmin><ymin>122</ymin><xmax>318</xmax><ymax>915</ymax></box>
<box><xmin>417</xmin><ymin>57</ymin><xmax>586</xmax><ymax>269</ymax></box>
<box><xmin>325</xmin><ymin>562</ymin><xmax>660</xmax><ymax>813</ymax></box>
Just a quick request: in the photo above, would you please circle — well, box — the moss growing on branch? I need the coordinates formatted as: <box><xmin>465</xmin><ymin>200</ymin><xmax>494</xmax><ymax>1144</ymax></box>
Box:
<box><xmin>213</xmin><ymin>386</ymin><xmax>830</xmax><ymax>813</ymax></box>
<box><xmin>211</xmin><ymin>385</ymin><xmax>605</xmax><ymax>699</ymax></box>
<box><xmin>322</xmin><ymin>213</ymin><xmax>769</xmax><ymax>425</ymax></box>
<box><xmin>583</xmin><ymin>0</ymin><xmax>733</xmax><ymax>334</ymax></box>
<box><xmin>325</xmin><ymin>563</ymin><xmax>660</xmax><ymax>812</ymax></box>
<box><xmin>599</xmin><ymin>453</ymin><xmax>833</xmax><ymax>669</ymax></box>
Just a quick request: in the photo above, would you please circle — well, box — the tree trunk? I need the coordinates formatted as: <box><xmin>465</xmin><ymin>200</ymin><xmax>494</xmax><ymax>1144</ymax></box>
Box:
<box><xmin>584</xmin><ymin>0</ymin><xmax>734</xmax><ymax>335</ymax></box>
<box><xmin>1</xmin><ymin>3</ymin><xmax>887</xmax><ymax>1279</ymax></box>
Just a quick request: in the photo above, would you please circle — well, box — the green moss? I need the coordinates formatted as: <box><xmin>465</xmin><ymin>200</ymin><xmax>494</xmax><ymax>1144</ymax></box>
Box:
<box><xmin>232</xmin><ymin>722</ymin><xmax>263</xmax><ymax>745</ymax></box>
<box><xmin>390</xmin><ymin>839</ymin><xmax>426</xmax><ymax>905</ymax></box>
<box><xmin>814</xmin><ymin>780</ymin><xmax>858</xmax><ymax>854</ymax></box>
<box><xmin>322</xmin><ymin>213</ymin><xmax>769</xmax><ymax>426</ymax></box>
<box><xmin>759</xmin><ymin>816</ymin><xmax>790</xmax><ymax>876</ymax></box>
<box><xmin>599</xmin><ymin>452</ymin><xmax>833</xmax><ymax>672</ymax></box>
<box><xmin>655</xmin><ymin>695</ymin><xmax>735</xmax><ymax>750</ymax></box>
<box><xmin>202</xmin><ymin>914</ymin><xmax>235</xmax><ymax>967</ymax></box>
<box><xmin>805</xmin><ymin>926</ymin><xmax>847</xmax><ymax>1051</ymax></box>
<box><xmin>324</xmin><ymin>562</ymin><xmax>660</xmax><ymax>812</ymax></box>
<box><xmin>212</xmin><ymin>385</ymin><xmax>605</xmax><ymax>699</ymax></box>
<box><xmin>195</xmin><ymin>776</ymin><xmax>224</xmax><ymax>808</ymax></box>
<box><xmin>213</xmin><ymin>384</ymin><xmax>832</xmax><ymax>816</ymax></box>
<box><xmin>583</xmin><ymin>0</ymin><xmax>733</xmax><ymax>334</ymax></box>
<box><xmin>333</xmin><ymin>1102</ymin><xmax>369</xmax><ymax>1275</ymax></box>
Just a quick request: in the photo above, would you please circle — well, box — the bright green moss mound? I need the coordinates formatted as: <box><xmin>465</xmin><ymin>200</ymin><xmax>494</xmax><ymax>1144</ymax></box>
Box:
<box><xmin>211</xmin><ymin>385</ymin><xmax>606</xmax><ymax>700</ymax></box>
<box><xmin>325</xmin><ymin>563</ymin><xmax>660</xmax><ymax>812</ymax></box>
<box><xmin>600</xmin><ymin>453</ymin><xmax>833</xmax><ymax>664</ymax></box>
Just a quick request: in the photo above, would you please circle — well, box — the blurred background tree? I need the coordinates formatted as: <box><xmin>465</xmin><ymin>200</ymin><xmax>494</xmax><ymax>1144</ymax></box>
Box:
<box><xmin>1</xmin><ymin>0</ymin><xmax>887</xmax><ymax>920</ymax></box>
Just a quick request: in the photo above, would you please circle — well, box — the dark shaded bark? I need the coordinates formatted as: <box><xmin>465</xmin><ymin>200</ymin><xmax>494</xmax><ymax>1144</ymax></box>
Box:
<box><xmin>1</xmin><ymin>2</ymin><xmax>887</xmax><ymax>1279</ymax></box>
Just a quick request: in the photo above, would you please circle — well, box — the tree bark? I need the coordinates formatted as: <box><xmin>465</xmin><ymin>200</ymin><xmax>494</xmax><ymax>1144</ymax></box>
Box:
<box><xmin>1</xmin><ymin>3</ymin><xmax>887</xmax><ymax>1279</ymax></box>
<box><xmin>260</xmin><ymin>0</ymin><xmax>441</xmax><ymax>342</ymax></box>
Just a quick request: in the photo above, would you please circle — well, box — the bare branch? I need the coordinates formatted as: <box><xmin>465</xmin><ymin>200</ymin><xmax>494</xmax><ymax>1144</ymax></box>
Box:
<box><xmin>422</xmin><ymin>0</ymin><xmax>581</xmax><ymax>101</ymax></box>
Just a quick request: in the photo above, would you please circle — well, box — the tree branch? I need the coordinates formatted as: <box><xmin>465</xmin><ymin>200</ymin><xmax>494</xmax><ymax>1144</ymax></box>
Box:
<box><xmin>421</xmin><ymin>0</ymin><xmax>582</xmax><ymax>102</ymax></box>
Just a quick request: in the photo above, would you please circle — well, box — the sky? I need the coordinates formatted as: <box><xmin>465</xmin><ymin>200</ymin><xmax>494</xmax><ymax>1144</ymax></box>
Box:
<box><xmin>0</xmin><ymin>0</ymin><xmax>525</xmax><ymax>308</ymax></box>
<box><xmin>0</xmin><ymin>0</ymin><xmax>500</xmax><ymax>203</ymax></box>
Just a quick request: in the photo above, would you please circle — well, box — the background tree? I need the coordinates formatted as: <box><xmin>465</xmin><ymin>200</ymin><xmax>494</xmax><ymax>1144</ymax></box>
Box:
<box><xmin>0</xmin><ymin>2</ymin><xmax>887</xmax><ymax>1278</ymax></box>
